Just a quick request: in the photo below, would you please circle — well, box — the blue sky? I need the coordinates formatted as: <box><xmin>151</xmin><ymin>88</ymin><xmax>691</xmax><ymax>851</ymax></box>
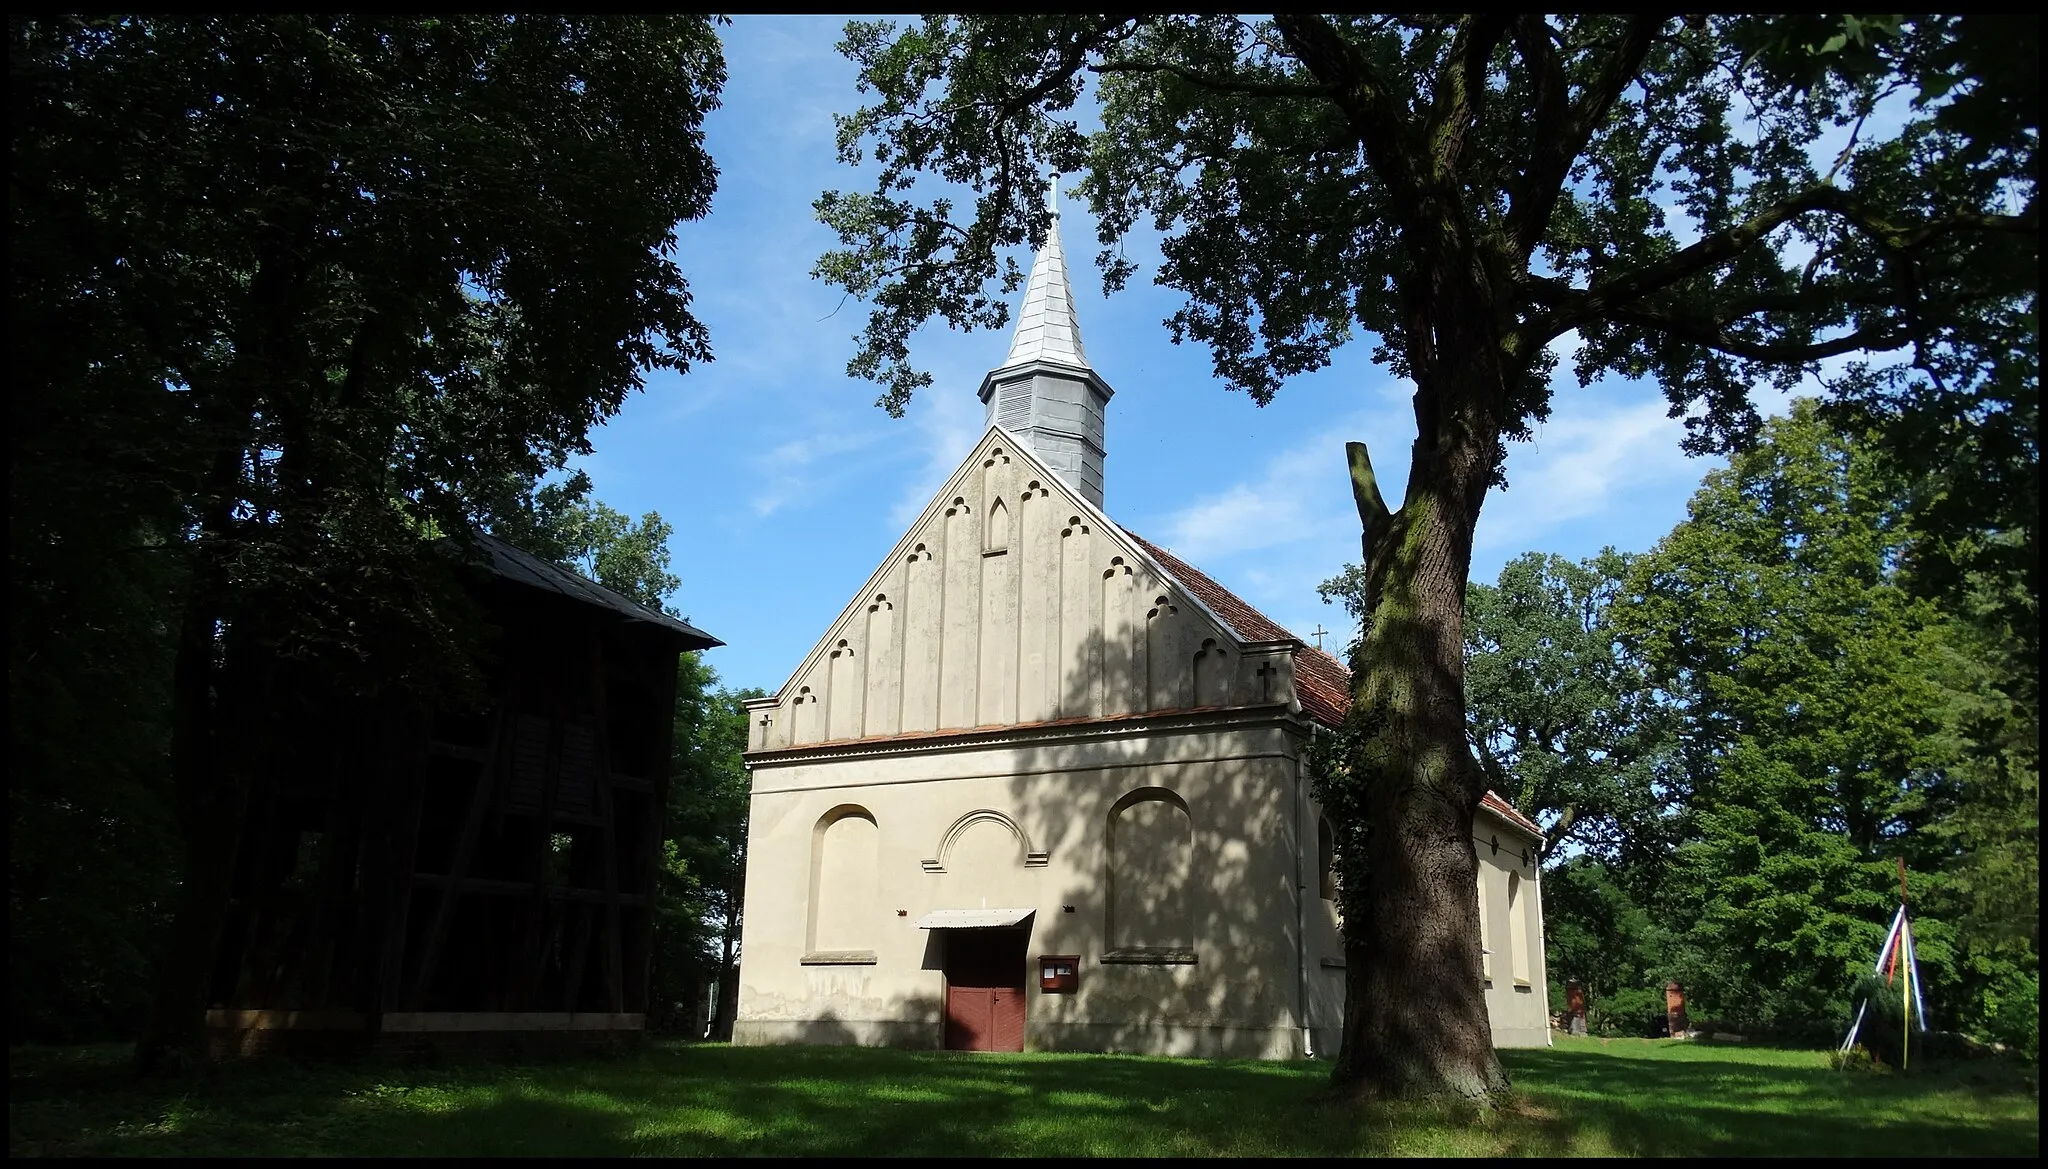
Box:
<box><xmin>574</xmin><ymin>16</ymin><xmax>1800</xmax><ymax>695</ymax></box>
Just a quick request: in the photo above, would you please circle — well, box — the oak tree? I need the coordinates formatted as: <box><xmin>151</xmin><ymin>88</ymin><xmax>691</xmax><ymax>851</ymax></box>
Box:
<box><xmin>813</xmin><ymin>14</ymin><xmax>2036</xmax><ymax>1101</ymax></box>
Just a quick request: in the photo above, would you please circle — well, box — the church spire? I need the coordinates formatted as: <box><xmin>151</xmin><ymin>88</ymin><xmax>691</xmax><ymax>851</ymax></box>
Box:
<box><xmin>1002</xmin><ymin>176</ymin><xmax>1088</xmax><ymax>369</ymax></box>
<box><xmin>980</xmin><ymin>175</ymin><xmax>1115</xmax><ymax>509</ymax></box>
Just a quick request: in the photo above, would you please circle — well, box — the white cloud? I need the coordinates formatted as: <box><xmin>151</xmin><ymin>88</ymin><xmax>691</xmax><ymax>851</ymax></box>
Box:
<box><xmin>1157</xmin><ymin>420</ymin><xmax>1377</xmax><ymax>563</ymax></box>
<box><xmin>887</xmin><ymin>366</ymin><xmax>985</xmax><ymax>527</ymax></box>
<box><xmin>750</xmin><ymin>429</ymin><xmax>882</xmax><ymax>517</ymax></box>
<box><xmin>1477</xmin><ymin>395</ymin><xmax>1697</xmax><ymax>551</ymax></box>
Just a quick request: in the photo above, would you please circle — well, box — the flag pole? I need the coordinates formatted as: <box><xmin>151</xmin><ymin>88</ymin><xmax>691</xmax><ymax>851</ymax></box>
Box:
<box><xmin>1840</xmin><ymin>904</ymin><xmax>1906</xmax><ymax>1060</ymax></box>
<box><xmin>1898</xmin><ymin>859</ymin><xmax>1910</xmax><ymax>1071</ymax></box>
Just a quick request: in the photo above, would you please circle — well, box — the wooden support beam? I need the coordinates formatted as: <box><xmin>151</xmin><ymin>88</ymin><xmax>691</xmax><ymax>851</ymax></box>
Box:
<box><xmin>586</xmin><ymin>625</ymin><xmax>627</xmax><ymax>1014</ymax></box>
<box><xmin>511</xmin><ymin>690</ymin><xmax>569</xmax><ymax>1010</ymax></box>
<box><xmin>375</xmin><ymin>703</ymin><xmax>431</xmax><ymax>1015</ymax></box>
<box><xmin>561</xmin><ymin>901</ymin><xmax>596</xmax><ymax>1013</ymax></box>
<box><xmin>404</xmin><ymin>673</ymin><xmax>518</xmax><ymax>1010</ymax></box>
<box><xmin>638</xmin><ymin>643</ymin><xmax>680</xmax><ymax>1010</ymax></box>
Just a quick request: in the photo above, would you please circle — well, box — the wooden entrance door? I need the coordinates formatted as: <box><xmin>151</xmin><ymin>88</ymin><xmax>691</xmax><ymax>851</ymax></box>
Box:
<box><xmin>943</xmin><ymin>928</ymin><xmax>1027</xmax><ymax>1052</ymax></box>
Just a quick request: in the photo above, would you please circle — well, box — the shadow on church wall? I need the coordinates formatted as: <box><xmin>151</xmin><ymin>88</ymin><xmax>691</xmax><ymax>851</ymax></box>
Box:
<box><xmin>970</xmin><ymin>625</ymin><xmax>1311</xmax><ymax>1057</ymax></box>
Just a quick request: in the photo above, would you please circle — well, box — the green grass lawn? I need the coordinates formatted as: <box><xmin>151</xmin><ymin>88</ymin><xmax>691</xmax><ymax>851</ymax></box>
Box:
<box><xmin>8</xmin><ymin>1035</ymin><xmax>2037</xmax><ymax>1157</ymax></box>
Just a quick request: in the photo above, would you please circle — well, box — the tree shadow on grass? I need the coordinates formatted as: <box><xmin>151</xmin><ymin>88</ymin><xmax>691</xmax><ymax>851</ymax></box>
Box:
<box><xmin>9</xmin><ymin>1040</ymin><xmax>2037</xmax><ymax>1158</ymax></box>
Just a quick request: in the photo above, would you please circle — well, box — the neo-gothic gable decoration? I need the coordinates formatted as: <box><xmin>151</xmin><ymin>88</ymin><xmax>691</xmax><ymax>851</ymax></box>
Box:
<box><xmin>745</xmin><ymin>427</ymin><xmax>1303</xmax><ymax>754</ymax></box>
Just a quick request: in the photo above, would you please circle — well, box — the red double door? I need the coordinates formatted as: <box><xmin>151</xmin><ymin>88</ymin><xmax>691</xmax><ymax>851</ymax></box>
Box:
<box><xmin>943</xmin><ymin>928</ymin><xmax>1027</xmax><ymax>1052</ymax></box>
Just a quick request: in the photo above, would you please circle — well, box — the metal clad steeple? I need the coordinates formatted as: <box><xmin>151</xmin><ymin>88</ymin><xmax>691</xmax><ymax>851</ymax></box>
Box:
<box><xmin>979</xmin><ymin>176</ymin><xmax>1114</xmax><ymax>508</ymax></box>
<box><xmin>1003</xmin><ymin>178</ymin><xmax>1088</xmax><ymax>369</ymax></box>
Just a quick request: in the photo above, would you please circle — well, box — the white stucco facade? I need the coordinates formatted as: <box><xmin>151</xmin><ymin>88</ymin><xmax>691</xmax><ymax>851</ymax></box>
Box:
<box><xmin>731</xmin><ymin>429</ymin><xmax>1550</xmax><ymax>1056</ymax></box>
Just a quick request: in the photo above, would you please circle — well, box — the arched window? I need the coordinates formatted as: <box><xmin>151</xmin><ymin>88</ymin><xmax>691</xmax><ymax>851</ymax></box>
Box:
<box><xmin>807</xmin><ymin>805</ymin><xmax>879</xmax><ymax>961</ymax></box>
<box><xmin>1106</xmin><ymin>788</ymin><xmax>1193</xmax><ymax>959</ymax></box>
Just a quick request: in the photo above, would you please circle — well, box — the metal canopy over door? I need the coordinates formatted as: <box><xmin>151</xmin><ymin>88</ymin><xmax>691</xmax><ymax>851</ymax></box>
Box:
<box><xmin>940</xmin><ymin>927</ymin><xmax>1028</xmax><ymax>1052</ymax></box>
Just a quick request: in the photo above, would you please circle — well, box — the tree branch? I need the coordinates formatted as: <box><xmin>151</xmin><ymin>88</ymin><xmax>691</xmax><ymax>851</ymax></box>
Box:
<box><xmin>1541</xmin><ymin>804</ymin><xmax>1578</xmax><ymax>862</ymax></box>
<box><xmin>997</xmin><ymin>17</ymin><xmax>1145</xmax><ymax>120</ymax></box>
<box><xmin>1089</xmin><ymin>58</ymin><xmax>1329</xmax><ymax>100</ymax></box>
<box><xmin>1346</xmin><ymin>440</ymin><xmax>1393</xmax><ymax>550</ymax></box>
<box><xmin>1526</xmin><ymin>185</ymin><xmax>2035</xmax><ymax>345</ymax></box>
<box><xmin>1272</xmin><ymin>14</ymin><xmax>1421</xmax><ymax>204</ymax></box>
<box><xmin>1505</xmin><ymin>15</ymin><xmax>1664</xmax><ymax>259</ymax></box>
<box><xmin>1424</xmin><ymin>14</ymin><xmax>1514</xmax><ymax>178</ymax></box>
<box><xmin>1603</xmin><ymin>304</ymin><xmax>1912</xmax><ymax>363</ymax></box>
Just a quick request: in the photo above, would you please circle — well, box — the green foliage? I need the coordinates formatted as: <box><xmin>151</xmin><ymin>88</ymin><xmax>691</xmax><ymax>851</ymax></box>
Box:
<box><xmin>1463</xmin><ymin>404</ymin><xmax>2036</xmax><ymax>1054</ymax></box>
<box><xmin>1613</xmin><ymin>404</ymin><xmax>1972</xmax><ymax>1035</ymax></box>
<box><xmin>650</xmin><ymin>653</ymin><xmax>761</xmax><ymax>1036</ymax></box>
<box><xmin>1973</xmin><ymin>967</ymin><xmax>2039</xmax><ymax>1064</ymax></box>
<box><xmin>817</xmin><ymin>16</ymin><xmax>2031</xmax><ymax>447</ymax></box>
<box><xmin>6</xmin><ymin>521</ymin><xmax>182</xmax><ymax>1042</ymax></box>
<box><xmin>1541</xmin><ymin>860</ymin><xmax>1686</xmax><ymax>1037</ymax></box>
<box><xmin>1462</xmin><ymin>551</ymin><xmax>1684</xmax><ymax>867</ymax></box>
<box><xmin>479</xmin><ymin>468</ymin><xmax>683</xmax><ymax>613</ymax></box>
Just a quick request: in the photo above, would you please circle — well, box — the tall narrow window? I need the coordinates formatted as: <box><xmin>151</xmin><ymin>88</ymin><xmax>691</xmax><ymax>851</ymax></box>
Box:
<box><xmin>1107</xmin><ymin>788</ymin><xmax>1193</xmax><ymax>960</ymax></box>
<box><xmin>1476</xmin><ymin>874</ymin><xmax>1493</xmax><ymax>981</ymax></box>
<box><xmin>1507</xmin><ymin>870</ymin><xmax>1530</xmax><ymax>984</ymax></box>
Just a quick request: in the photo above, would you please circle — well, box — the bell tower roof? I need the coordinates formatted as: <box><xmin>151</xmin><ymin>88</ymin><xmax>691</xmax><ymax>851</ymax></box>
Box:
<box><xmin>978</xmin><ymin>177</ymin><xmax>1113</xmax><ymax>509</ymax></box>
<box><xmin>1001</xmin><ymin>177</ymin><xmax>1089</xmax><ymax>370</ymax></box>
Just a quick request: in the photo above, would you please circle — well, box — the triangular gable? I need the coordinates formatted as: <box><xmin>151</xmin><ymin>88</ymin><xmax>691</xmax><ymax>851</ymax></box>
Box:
<box><xmin>746</xmin><ymin>426</ymin><xmax>1302</xmax><ymax>753</ymax></box>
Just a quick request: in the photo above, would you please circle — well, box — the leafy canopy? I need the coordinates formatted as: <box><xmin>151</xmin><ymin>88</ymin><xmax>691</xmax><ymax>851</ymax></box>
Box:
<box><xmin>817</xmin><ymin>15</ymin><xmax>2033</xmax><ymax>478</ymax></box>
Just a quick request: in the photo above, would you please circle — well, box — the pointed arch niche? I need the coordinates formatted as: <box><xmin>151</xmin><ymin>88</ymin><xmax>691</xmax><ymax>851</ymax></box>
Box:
<box><xmin>1104</xmin><ymin>787</ymin><xmax>1195</xmax><ymax>964</ymax></box>
<box><xmin>804</xmin><ymin>805</ymin><xmax>879</xmax><ymax>964</ymax></box>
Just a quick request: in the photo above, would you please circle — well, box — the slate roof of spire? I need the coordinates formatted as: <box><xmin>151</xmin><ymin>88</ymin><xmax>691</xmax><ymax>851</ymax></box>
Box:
<box><xmin>1001</xmin><ymin>179</ymin><xmax>1089</xmax><ymax>370</ymax></box>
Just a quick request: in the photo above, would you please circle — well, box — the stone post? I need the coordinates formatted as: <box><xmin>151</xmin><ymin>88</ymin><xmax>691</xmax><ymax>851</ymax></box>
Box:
<box><xmin>1665</xmin><ymin>980</ymin><xmax>1689</xmax><ymax>1038</ymax></box>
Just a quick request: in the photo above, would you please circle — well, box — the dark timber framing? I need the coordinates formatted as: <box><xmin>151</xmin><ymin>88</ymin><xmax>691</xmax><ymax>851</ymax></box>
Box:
<box><xmin>204</xmin><ymin>535</ymin><xmax>720</xmax><ymax>1058</ymax></box>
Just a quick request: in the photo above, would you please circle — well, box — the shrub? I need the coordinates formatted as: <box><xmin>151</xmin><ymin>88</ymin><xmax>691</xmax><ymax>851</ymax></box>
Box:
<box><xmin>1590</xmin><ymin>986</ymin><xmax>1666</xmax><ymax>1037</ymax></box>
<box><xmin>1975</xmin><ymin>968</ymin><xmax>2039</xmax><ymax>1065</ymax></box>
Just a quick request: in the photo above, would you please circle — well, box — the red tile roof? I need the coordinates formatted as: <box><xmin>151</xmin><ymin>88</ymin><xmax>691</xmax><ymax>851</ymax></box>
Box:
<box><xmin>1481</xmin><ymin>790</ymin><xmax>1546</xmax><ymax>840</ymax></box>
<box><xmin>1126</xmin><ymin>528</ymin><xmax>1541</xmax><ymax>842</ymax></box>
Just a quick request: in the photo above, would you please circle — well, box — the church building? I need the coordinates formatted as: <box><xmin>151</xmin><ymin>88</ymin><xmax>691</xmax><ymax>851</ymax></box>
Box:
<box><xmin>733</xmin><ymin>190</ymin><xmax>1550</xmax><ymax>1057</ymax></box>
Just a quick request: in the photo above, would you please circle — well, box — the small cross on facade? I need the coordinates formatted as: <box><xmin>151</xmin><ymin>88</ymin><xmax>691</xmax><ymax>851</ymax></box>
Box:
<box><xmin>1310</xmin><ymin>624</ymin><xmax>1330</xmax><ymax>651</ymax></box>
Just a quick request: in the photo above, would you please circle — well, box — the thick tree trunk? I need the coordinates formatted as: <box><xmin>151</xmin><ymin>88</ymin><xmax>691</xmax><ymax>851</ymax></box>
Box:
<box><xmin>712</xmin><ymin>896</ymin><xmax>741</xmax><ymax>1042</ymax></box>
<box><xmin>1327</xmin><ymin>362</ymin><xmax>1506</xmax><ymax>1103</ymax></box>
<box><xmin>135</xmin><ymin>439</ymin><xmax>261</xmax><ymax>1073</ymax></box>
<box><xmin>135</xmin><ymin>524</ymin><xmax>244</xmax><ymax>1071</ymax></box>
